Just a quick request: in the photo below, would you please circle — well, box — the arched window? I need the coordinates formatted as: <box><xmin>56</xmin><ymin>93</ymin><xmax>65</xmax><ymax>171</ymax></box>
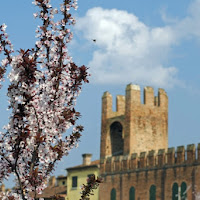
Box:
<box><xmin>111</xmin><ymin>188</ymin><xmax>116</xmax><ymax>200</ymax></box>
<box><xmin>129</xmin><ymin>187</ymin><xmax>135</xmax><ymax>200</ymax></box>
<box><xmin>172</xmin><ymin>182</ymin><xmax>178</xmax><ymax>200</ymax></box>
<box><xmin>181</xmin><ymin>182</ymin><xmax>187</xmax><ymax>200</ymax></box>
<box><xmin>149</xmin><ymin>185</ymin><xmax>156</xmax><ymax>200</ymax></box>
<box><xmin>110</xmin><ymin>122</ymin><xmax>123</xmax><ymax>156</ymax></box>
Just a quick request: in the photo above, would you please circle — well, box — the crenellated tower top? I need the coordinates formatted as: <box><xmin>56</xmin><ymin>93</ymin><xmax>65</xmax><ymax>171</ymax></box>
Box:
<box><xmin>100</xmin><ymin>84</ymin><xmax>168</xmax><ymax>159</ymax></box>
<box><xmin>100</xmin><ymin>144</ymin><xmax>200</xmax><ymax>174</ymax></box>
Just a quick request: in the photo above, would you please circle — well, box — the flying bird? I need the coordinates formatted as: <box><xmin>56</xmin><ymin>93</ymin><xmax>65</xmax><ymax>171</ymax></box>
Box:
<box><xmin>92</xmin><ymin>39</ymin><xmax>96</xmax><ymax>42</ymax></box>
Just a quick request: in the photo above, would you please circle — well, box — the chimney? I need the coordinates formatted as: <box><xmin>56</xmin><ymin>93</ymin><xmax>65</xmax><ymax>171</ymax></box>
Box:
<box><xmin>48</xmin><ymin>176</ymin><xmax>56</xmax><ymax>187</ymax></box>
<box><xmin>82</xmin><ymin>154</ymin><xmax>92</xmax><ymax>165</ymax></box>
<box><xmin>0</xmin><ymin>184</ymin><xmax>5</xmax><ymax>192</ymax></box>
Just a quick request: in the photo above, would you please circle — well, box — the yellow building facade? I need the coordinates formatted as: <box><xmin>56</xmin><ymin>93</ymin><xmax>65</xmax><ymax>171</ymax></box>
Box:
<box><xmin>66</xmin><ymin>154</ymin><xmax>100</xmax><ymax>200</ymax></box>
<box><xmin>56</xmin><ymin>175</ymin><xmax>67</xmax><ymax>187</ymax></box>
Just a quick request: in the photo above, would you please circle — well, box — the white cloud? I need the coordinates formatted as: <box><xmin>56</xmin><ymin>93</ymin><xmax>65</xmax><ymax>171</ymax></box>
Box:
<box><xmin>74</xmin><ymin>1</ymin><xmax>200</xmax><ymax>87</ymax></box>
<box><xmin>175</xmin><ymin>0</ymin><xmax>200</xmax><ymax>40</ymax></box>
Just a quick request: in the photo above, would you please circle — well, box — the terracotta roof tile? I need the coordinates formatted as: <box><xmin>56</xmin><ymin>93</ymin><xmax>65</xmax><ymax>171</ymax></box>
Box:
<box><xmin>29</xmin><ymin>185</ymin><xmax>67</xmax><ymax>199</ymax></box>
<box><xmin>66</xmin><ymin>160</ymin><xmax>100</xmax><ymax>170</ymax></box>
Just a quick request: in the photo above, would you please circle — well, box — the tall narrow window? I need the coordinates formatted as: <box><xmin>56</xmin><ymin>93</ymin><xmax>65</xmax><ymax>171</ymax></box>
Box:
<box><xmin>110</xmin><ymin>122</ymin><xmax>123</xmax><ymax>156</ymax></box>
<box><xmin>111</xmin><ymin>188</ymin><xmax>116</xmax><ymax>200</ymax></box>
<box><xmin>129</xmin><ymin>187</ymin><xmax>135</xmax><ymax>200</ymax></box>
<box><xmin>149</xmin><ymin>185</ymin><xmax>156</xmax><ymax>200</ymax></box>
<box><xmin>181</xmin><ymin>182</ymin><xmax>187</xmax><ymax>200</ymax></box>
<box><xmin>72</xmin><ymin>176</ymin><xmax>77</xmax><ymax>188</ymax></box>
<box><xmin>172</xmin><ymin>182</ymin><xmax>178</xmax><ymax>200</ymax></box>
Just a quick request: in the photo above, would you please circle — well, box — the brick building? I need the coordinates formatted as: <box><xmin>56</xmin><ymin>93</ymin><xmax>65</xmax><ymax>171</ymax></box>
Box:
<box><xmin>99</xmin><ymin>84</ymin><xmax>200</xmax><ymax>200</ymax></box>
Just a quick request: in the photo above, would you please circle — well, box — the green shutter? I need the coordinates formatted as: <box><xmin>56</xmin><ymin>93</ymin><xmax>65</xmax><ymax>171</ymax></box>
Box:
<box><xmin>111</xmin><ymin>188</ymin><xmax>116</xmax><ymax>200</ymax></box>
<box><xmin>129</xmin><ymin>187</ymin><xmax>135</xmax><ymax>200</ymax></box>
<box><xmin>172</xmin><ymin>183</ymin><xmax>178</xmax><ymax>200</ymax></box>
<box><xmin>181</xmin><ymin>182</ymin><xmax>187</xmax><ymax>200</ymax></box>
<box><xmin>149</xmin><ymin>185</ymin><xmax>156</xmax><ymax>200</ymax></box>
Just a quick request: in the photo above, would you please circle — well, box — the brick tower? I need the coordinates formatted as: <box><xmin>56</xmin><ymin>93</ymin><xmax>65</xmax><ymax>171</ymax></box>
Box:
<box><xmin>99</xmin><ymin>84</ymin><xmax>200</xmax><ymax>200</ymax></box>
<box><xmin>100</xmin><ymin>84</ymin><xmax>168</xmax><ymax>159</ymax></box>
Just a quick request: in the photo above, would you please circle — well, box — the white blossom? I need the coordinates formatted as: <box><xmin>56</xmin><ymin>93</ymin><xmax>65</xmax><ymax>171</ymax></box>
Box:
<box><xmin>0</xmin><ymin>0</ymin><xmax>87</xmax><ymax>199</ymax></box>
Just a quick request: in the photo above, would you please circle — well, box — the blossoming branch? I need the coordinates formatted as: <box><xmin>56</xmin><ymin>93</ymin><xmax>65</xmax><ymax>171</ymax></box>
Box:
<box><xmin>0</xmin><ymin>0</ymin><xmax>89</xmax><ymax>199</ymax></box>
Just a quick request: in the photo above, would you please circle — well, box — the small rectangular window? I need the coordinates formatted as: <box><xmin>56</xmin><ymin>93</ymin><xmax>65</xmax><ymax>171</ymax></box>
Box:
<box><xmin>72</xmin><ymin>176</ymin><xmax>77</xmax><ymax>188</ymax></box>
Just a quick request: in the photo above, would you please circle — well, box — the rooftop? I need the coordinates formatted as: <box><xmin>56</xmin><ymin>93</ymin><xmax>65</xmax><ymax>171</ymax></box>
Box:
<box><xmin>66</xmin><ymin>160</ymin><xmax>100</xmax><ymax>171</ymax></box>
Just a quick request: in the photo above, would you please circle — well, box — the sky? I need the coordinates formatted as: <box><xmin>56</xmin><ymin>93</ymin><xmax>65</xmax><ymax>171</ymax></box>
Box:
<box><xmin>1</xmin><ymin>0</ymin><xmax>200</xmax><ymax>188</ymax></box>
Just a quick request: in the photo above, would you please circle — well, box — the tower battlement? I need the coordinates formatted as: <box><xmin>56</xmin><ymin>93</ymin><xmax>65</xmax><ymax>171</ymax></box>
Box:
<box><xmin>102</xmin><ymin>84</ymin><xmax>168</xmax><ymax>119</ymax></box>
<box><xmin>100</xmin><ymin>84</ymin><xmax>168</xmax><ymax>159</ymax></box>
<box><xmin>100</xmin><ymin>144</ymin><xmax>200</xmax><ymax>174</ymax></box>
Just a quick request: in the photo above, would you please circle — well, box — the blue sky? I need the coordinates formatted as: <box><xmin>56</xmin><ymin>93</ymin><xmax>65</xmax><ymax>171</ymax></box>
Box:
<box><xmin>1</xmin><ymin>0</ymin><xmax>200</xmax><ymax>188</ymax></box>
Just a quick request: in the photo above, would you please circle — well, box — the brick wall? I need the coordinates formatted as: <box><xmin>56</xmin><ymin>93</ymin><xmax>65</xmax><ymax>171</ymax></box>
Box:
<box><xmin>99</xmin><ymin>84</ymin><xmax>200</xmax><ymax>200</ymax></box>
<box><xmin>100</xmin><ymin>161</ymin><xmax>200</xmax><ymax>200</ymax></box>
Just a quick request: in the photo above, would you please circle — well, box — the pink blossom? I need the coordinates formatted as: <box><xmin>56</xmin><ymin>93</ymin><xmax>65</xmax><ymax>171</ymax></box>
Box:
<box><xmin>1</xmin><ymin>58</ymin><xmax>9</xmax><ymax>66</ymax></box>
<box><xmin>1</xmin><ymin>23</ymin><xmax>7</xmax><ymax>31</ymax></box>
<box><xmin>0</xmin><ymin>0</ymin><xmax>89</xmax><ymax>199</ymax></box>
<box><xmin>33</xmin><ymin>13</ymin><xmax>38</xmax><ymax>18</ymax></box>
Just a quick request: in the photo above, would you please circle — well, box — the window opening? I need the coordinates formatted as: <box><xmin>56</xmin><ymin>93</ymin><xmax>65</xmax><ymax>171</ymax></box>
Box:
<box><xmin>181</xmin><ymin>182</ymin><xmax>187</xmax><ymax>200</ymax></box>
<box><xmin>149</xmin><ymin>185</ymin><xmax>156</xmax><ymax>200</ymax></box>
<box><xmin>110</xmin><ymin>122</ymin><xmax>123</xmax><ymax>156</ymax></box>
<box><xmin>72</xmin><ymin>176</ymin><xmax>77</xmax><ymax>188</ymax></box>
<box><xmin>111</xmin><ymin>188</ymin><xmax>116</xmax><ymax>200</ymax></box>
<box><xmin>129</xmin><ymin>186</ymin><xmax>135</xmax><ymax>200</ymax></box>
<box><xmin>172</xmin><ymin>182</ymin><xmax>178</xmax><ymax>200</ymax></box>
